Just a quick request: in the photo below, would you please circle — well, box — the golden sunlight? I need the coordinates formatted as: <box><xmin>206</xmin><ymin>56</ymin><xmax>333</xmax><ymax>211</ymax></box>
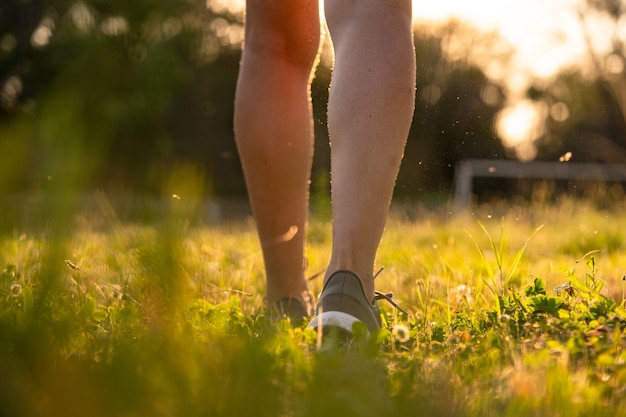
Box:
<box><xmin>496</xmin><ymin>100</ymin><xmax>546</xmax><ymax>161</ymax></box>
<box><xmin>224</xmin><ymin>0</ymin><xmax>600</xmax><ymax>160</ymax></box>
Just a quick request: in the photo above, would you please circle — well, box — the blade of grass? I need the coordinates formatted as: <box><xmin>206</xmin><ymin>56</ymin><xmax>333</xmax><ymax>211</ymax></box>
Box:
<box><xmin>464</xmin><ymin>228</ymin><xmax>495</xmax><ymax>283</ymax></box>
<box><xmin>464</xmin><ymin>227</ymin><xmax>500</xmax><ymax>315</ymax></box>
<box><xmin>477</xmin><ymin>220</ymin><xmax>502</xmax><ymax>275</ymax></box>
<box><xmin>505</xmin><ymin>224</ymin><xmax>544</xmax><ymax>283</ymax></box>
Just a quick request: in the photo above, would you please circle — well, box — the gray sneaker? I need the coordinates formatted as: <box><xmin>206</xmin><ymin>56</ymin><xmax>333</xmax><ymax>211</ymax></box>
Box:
<box><xmin>270</xmin><ymin>293</ymin><xmax>314</xmax><ymax>325</ymax></box>
<box><xmin>307</xmin><ymin>270</ymin><xmax>382</xmax><ymax>335</ymax></box>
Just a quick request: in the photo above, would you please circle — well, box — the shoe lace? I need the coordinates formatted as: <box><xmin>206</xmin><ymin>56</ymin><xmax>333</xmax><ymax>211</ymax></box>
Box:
<box><xmin>373</xmin><ymin>267</ymin><xmax>409</xmax><ymax>315</ymax></box>
<box><xmin>374</xmin><ymin>290</ymin><xmax>409</xmax><ymax>315</ymax></box>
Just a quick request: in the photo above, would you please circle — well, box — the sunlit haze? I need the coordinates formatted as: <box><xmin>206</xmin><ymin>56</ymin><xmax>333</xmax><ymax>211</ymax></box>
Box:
<box><xmin>411</xmin><ymin>0</ymin><xmax>592</xmax><ymax>159</ymax></box>
<box><xmin>413</xmin><ymin>0</ymin><xmax>588</xmax><ymax>79</ymax></box>
<box><xmin>223</xmin><ymin>0</ymin><xmax>609</xmax><ymax>159</ymax></box>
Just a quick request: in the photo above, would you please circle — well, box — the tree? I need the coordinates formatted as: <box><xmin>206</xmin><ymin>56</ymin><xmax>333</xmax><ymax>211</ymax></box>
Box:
<box><xmin>530</xmin><ymin>0</ymin><xmax>626</xmax><ymax>163</ymax></box>
<box><xmin>532</xmin><ymin>70</ymin><xmax>626</xmax><ymax>163</ymax></box>
<box><xmin>0</xmin><ymin>3</ymin><xmax>512</xmax><ymax>205</ymax></box>
<box><xmin>397</xmin><ymin>21</ymin><xmax>510</xmax><ymax>199</ymax></box>
<box><xmin>0</xmin><ymin>0</ymin><xmax>245</xmax><ymax>195</ymax></box>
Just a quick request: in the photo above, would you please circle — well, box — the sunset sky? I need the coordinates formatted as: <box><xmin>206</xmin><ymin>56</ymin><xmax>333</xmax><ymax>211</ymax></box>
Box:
<box><xmin>411</xmin><ymin>0</ymin><xmax>609</xmax><ymax>158</ymax></box>
<box><xmin>412</xmin><ymin>0</ymin><xmax>588</xmax><ymax>79</ymax></box>
<box><xmin>220</xmin><ymin>0</ymin><xmax>593</xmax><ymax>79</ymax></box>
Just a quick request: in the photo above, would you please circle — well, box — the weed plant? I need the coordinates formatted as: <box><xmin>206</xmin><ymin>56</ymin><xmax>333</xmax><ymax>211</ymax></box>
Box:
<box><xmin>2</xmin><ymin>196</ymin><xmax>626</xmax><ymax>416</ymax></box>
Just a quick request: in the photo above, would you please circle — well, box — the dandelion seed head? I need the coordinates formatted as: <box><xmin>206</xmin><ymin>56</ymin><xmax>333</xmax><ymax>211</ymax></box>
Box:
<box><xmin>450</xmin><ymin>284</ymin><xmax>473</xmax><ymax>305</ymax></box>
<box><xmin>392</xmin><ymin>324</ymin><xmax>410</xmax><ymax>343</ymax></box>
<box><xmin>10</xmin><ymin>283</ymin><xmax>22</xmax><ymax>297</ymax></box>
<box><xmin>499</xmin><ymin>314</ymin><xmax>512</xmax><ymax>323</ymax></box>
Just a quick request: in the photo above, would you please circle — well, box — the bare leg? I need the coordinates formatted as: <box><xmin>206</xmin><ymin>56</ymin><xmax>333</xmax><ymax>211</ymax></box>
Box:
<box><xmin>233</xmin><ymin>0</ymin><xmax>321</xmax><ymax>305</ymax></box>
<box><xmin>324</xmin><ymin>0</ymin><xmax>416</xmax><ymax>301</ymax></box>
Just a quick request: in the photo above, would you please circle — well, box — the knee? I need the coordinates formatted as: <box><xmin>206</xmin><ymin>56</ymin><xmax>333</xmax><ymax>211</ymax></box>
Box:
<box><xmin>244</xmin><ymin>0</ymin><xmax>321</xmax><ymax>71</ymax></box>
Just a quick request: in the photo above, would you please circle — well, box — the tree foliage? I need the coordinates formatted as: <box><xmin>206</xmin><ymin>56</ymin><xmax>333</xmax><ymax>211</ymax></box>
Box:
<box><xmin>530</xmin><ymin>0</ymin><xmax>626</xmax><ymax>163</ymax></box>
<box><xmin>0</xmin><ymin>0</ymin><xmax>245</xmax><ymax>196</ymax></box>
<box><xmin>0</xmin><ymin>1</ymin><xmax>511</xmax><ymax>203</ymax></box>
<box><xmin>399</xmin><ymin>22</ymin><xmax>509</xmax><ymax>198</ymax></box>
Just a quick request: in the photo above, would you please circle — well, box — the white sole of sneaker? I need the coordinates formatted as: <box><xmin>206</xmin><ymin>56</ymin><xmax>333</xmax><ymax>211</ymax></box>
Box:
<box><xmin>307</xmin><ymin>311</ymin><xmax>368</xmax><ymax>335</ymax></box>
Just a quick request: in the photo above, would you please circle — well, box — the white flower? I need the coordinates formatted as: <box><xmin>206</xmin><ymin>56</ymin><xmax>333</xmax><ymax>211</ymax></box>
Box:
<box><xmin>450</xmin><ymin>284</ymin><xmax>473</xmax><ymax>305</ymax></box>
<box><xmin>10</xmin><ymin>283</ymin><xmax>22</xmax><ymax>297</ymax></box>
<box><xmin>392</xmin><ymin>324</ymin><xmax>410</xmax><ymax>343</ymax></box>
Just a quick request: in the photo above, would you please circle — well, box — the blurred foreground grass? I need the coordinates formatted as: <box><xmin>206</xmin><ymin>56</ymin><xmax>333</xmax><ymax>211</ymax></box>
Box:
<box><xmin>2</xmin><ymin>195</ymin><xmax>626</xmax><ymax>416</ymax></box>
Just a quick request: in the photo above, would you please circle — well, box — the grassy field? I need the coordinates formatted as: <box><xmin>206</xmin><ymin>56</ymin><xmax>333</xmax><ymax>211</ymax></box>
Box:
<box><xmin>2</xmin><ymin>195</ymin><xmax>626</xmax><ymax>416</ymax></box>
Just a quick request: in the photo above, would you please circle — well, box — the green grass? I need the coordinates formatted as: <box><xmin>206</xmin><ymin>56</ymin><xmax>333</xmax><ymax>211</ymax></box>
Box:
<box><xmin>2</xmin><ymin>196</ymin><xmax>626</xmax><ymax>416</ymax></box>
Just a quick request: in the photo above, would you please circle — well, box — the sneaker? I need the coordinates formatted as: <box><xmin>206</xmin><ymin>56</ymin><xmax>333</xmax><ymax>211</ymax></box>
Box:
<box><xmin>307</xmin><ymin>270</ymin><xmax>382</xmax><ymax>335</ymax></box>
<box><xmin>270</xmin><ymin>295</ymin><xmax>313</xmax><ymax>325</ymax></box>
